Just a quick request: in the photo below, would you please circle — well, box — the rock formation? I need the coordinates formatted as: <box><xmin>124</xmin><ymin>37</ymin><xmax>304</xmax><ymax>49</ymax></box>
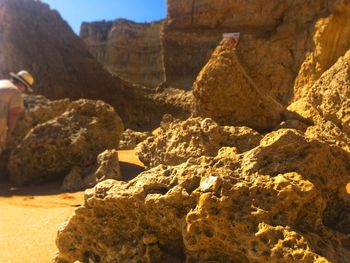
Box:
<box><xmin>81</xmin><ymin>19</ymin><xmax>164</xmax><ymax>88</ymax></box>
<box><xmin>0</xmin><ymin>0</ymin><xmax>131</xmax><ymax>123</ymax></box>
<box><xmin>0</xmin><ymin>95</ymin><xmax>70</xmax><ymax>174</ymax></box>
<box><xmin>55</xmin><ymin>128</ymin><xmax>350</xmax><ymax>262</ymax></box>
<box><xmin>162</xmin><ymin>0</ymin><xmax>347</xmax><ymax>105</ymax></box>
<box><xmin>118</xmin><ymin>129</ymin><xmax>152</xmax><ymax>150</ymax></box>
<box><xmin>8</xmin><ymin>99</ymin><xmax>123</xmax><ymax>185</ymax></box>
<box><xmin>192</xmin><ymin>39</ymin><xmax>284</xmax><ymax>131</ymax></box>
<box><xmin>62</xmin><ymin>149</ymin><xmax>122</xmax><ymax>192</ymax></box>
<box><xmin>137</xmin><ymin>116</ymin><xmax>262</xmax><ymax>169</ymax></box>
<box><xmin>294</xmin><ymin>2</ymin><xmax>350</xmax><ymax>100</ymax></box>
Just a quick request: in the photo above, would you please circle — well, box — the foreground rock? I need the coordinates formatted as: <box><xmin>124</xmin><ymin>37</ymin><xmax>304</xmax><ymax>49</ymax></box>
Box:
<box><xmin>55</xmin><ymin>129</ymin><xmax>350</xmax><ymax>262</ymax></box>
<box><xmin>8</xmin><ymin>99</ymin><xmax>124</xmax><ymax>185</ymax></box>
<box><xmin>193</xmin><ymin>40</ymin><xmax>284</xmax><ymax>131</ymax></box>
<box><xmin>137</xmin><ymin>116</ymin><xmax>262</xmax><ymax>169</ymax></box>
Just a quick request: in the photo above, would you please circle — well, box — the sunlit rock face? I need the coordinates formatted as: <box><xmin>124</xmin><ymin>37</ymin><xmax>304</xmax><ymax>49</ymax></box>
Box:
<box><xmin>8</xmin><ymin>99</ymin><xmax>123</xmax><ymax>185</ymax></box>
<box><xmin>192</xmin><ymin>39</ymin><xmax>284</xmax><ymax>131</ymax></box>
<box><xmin>162</xmin><ymin>0</ymin><xmax>349</xmax><ymax>105</ymax></box>
<box><xmin>80</xmin><ymin>19</ymin><xmax>165</xmax><ymax>88</ymax></box>
<box><xmin>136</xmin><ymin>116</ymin><xmax>262</xmax><ymax>169</ymax></box>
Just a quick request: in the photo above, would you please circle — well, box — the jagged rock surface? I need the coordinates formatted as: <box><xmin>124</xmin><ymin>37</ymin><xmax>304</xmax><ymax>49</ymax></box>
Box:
<box><xmin>81</xmin><ymin>19</ymin><xmax>164</xmax><ymax>88</ymax></box>
<box><xmin>193</xmin><ymin>40</ymin><xmax>284</xmax><ymax>131</ymax></box>
<box><xmin>8</xmin><ymin>99</ymin><xmax>124</xmax><ymax>185</ymax></box>
<box><xmin>55</xmin><ymin>129</ymin><xmax>350</xmax><ymax>263</ymax></box>
<box><xmin>294</xmin><ymin>2</ymin><xmax>350</xmax><ymax>100</ymax></box>
<box><xmin>137</xmin><ymin>116</ymin><xmax>262</xmax><ymax>168</ymax></box>
<box><xmin>289</xmin><ymin>49</ymin><xmax>350</xmax><ymax>152</ymax></box>
<box><xmin>0</xmin><ymin>95</ymin><xmax>70</xmax><ymax>174</ymax></box>
<box><xmin>162</xmin><ymin>0</ymin><xmax>346</xmax><ymax>105</ymax></box>
<box><xmin>61</xmin><ymin>149</ymin><xmax>122</xmax><ymax>192</ymax></box>
<box><xmin>118</xmin><ymin>129</ymin><xmax>152</xmax><ymax>150</ymax></box>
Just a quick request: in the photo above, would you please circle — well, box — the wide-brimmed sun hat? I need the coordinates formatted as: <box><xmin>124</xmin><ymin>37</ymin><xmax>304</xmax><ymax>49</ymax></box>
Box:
<box><xmin>10</xmin><ymin>70</ymin><xmax>34</xmax><ymax>93</ymax></box>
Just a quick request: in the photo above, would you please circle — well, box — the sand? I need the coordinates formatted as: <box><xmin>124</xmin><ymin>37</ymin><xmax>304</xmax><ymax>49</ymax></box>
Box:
<box><xmin>0</xmin><ymin>150</ymin><xmax>144</xmax><ymax>263</ymax></box>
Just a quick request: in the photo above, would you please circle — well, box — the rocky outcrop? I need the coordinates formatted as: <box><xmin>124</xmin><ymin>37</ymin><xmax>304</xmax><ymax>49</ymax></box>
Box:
<box><xmin>55</xmin><ymin>129</ymin><xmax>350</xmax><ymax>262</ymax></box>
<box><xmin>118</xmin><ymin>129</ymin><xmax>152</xmax><ymax>150</ymax></box>
<box><xmin>0</xmin><ymin>95</ymin><xmax>70</xmax><ymax>174</ymax></box>
<box><xmin>294</xmin><ymin>2</ymin><xmax>350</xmax><ymax>100</ymax></box>
<box><xmin>81</xmin><ymin>19</ymin><xmax>164</xmax><ymax>88</ymax></box>
<box><xmin>8</xmin><ymin>99</ymin><xmax>123</xmax><ymax>185</ymax></box>
<box><xmin>137</xmin><ymin>116</ymin><xmax>262</xmax><ymax>168</ymax></box>
<box><xmin>288</xmin><ymin>48</ymin><xmax>350</xmax><ymax>152</ymax></box>
<box><xmin>0</xmin><ymin>0</ymin><xmax>132</xmax><ymax>123</ymax></box>
<box><xmin>162</xmin><ymin>0</ymin><xmax>345</xmax><ymax>104</ymax></box>
<box><xmin>61</xmin><ymin>149</ymin><xmax>122</xmax><ymax>191</ymax></box>
<box><xmin>193</xmin><ymin>39</ymin><xmax>284</xmax><ymax>131</ymax></box>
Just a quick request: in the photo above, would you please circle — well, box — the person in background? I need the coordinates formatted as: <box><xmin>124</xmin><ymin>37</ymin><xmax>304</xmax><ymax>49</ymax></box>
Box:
<box><xmin>0</xmin><ymin>70</ymin><xmax>34</xmax><ymax>152</ymax></box>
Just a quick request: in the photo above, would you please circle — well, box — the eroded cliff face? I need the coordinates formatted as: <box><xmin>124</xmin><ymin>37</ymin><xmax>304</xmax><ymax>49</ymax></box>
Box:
<box><xmin>0</xmin><ymin>0</ymin><xmax>131</xmax><ymax>122</ymax></box>
<box><xmin>162</xmin><ymin>0</ymin><xmax>347</xmax><ymax>104</ymax></box>
<box><xmin>80</xmin><ymin>19</ymin><xmax>164</xmax><ymax>88</ymax></box>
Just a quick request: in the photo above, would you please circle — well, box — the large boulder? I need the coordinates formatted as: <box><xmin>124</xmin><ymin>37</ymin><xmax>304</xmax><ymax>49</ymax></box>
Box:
<box><xmin>136</xmin><ymin>116</ymin><xmax>262</xmax><ymax>168</ymax></box>
<box><xmin>8</xmin><ymin>99</ymin><xmax>124</xmax><ymax>185</ymax></box>
<box><xmin>55</xmin><ymin>129</ymin><xmax>350</xmax><ymax>262</ymax></box>
<box><xmin>193</xmin><ymin>39</ymin><xmax>284</xmax><ymax>131</ymax></box>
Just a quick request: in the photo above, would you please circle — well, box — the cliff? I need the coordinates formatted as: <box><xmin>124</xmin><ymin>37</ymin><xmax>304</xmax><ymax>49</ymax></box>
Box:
<box><xmin>0</xmin><ymin>0</ymin><xmax>131</xmax><ymax>122</ymax></box>
<box><xmin>162</xmin><ymin>0</ymin><xmax>349</xmax><ymax>105</ymax></box>
<box><xmin>80</xmin><ymin>19</ymin><xmax>165</xmax><ymax>88</ymax></box>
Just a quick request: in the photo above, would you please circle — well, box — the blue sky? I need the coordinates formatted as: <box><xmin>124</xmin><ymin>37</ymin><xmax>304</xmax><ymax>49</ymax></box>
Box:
<box><xmin>42</xmin><ymin>0</ymin><xmax>167</xmax><ymax>34</ymax></box>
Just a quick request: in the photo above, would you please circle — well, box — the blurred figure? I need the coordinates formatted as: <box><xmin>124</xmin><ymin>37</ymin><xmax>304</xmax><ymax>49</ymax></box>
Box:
<box><xmin>0</xmin><ymin>70</ymin><xmax>34</xmax><ymax>152</ymax></box>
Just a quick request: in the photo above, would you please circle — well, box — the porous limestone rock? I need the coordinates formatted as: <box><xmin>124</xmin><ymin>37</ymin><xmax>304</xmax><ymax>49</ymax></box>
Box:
<box><xmin>61</xmin><ymin>150</ymin><xmax>122</xmax><ymax>192</ymax></box>
<box><xmin>0</xmin><ymin>95</ymin><xmax>70</xmax><ymax>174</ymax></box>
<box><xmin>8</xmin><ymin>99</ymin><xmax>124</xmax><ymax>185</ymax></box>
<box><xmin>294</xmin><ymin>2</ymin><xmax>350</xmax><ymax>100</ymax></box>
<box><xmin>136</xmin><ymin>116</ymin><xmax>262</xmax><ymax>168</ymax></box>
<box><xmin>192</xmin><ymin>39</ymin><xmax>284</xmax><ymax>131</ymax></box>
<box><xmin>289</xmin><ymin>49</ymin><xmax>350</xmax><ymax>152</ymax></box>
<box><xmin>118</xmin><ymin>129</ymin><xmax>152</xmax><ymax>150</ymax></box>
<box><xmin>81</xmin><ymin>19</ymin><xmax>164</xmax><ymax>88</ymax></box>
<box><xmin>55</xmin><ymin>129</ymin><xmax>350</xmax><ymax>262</ymax></box>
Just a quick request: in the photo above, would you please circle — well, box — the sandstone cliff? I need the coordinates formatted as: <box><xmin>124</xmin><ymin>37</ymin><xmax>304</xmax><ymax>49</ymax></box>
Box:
<box><xmin>81</xmin><ymin>19</ymin><xmax>164</xmax><ymax>88</ymax></box>
<box><xmin>0</xmin><ymin>0</ymin><xmax>131</xmax><ymax>123</ymax></box>
<box><xmin>162</xmin><ymin>0</ymin><xmax>348</xmax><ymax>105</ymax></box>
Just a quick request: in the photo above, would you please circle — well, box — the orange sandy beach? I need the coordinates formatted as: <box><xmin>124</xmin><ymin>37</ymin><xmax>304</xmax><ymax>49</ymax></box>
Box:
<box><xmin>0</xmin><ymin>150</ymin><xmax>144</xmax><ymax>263</ymax></box>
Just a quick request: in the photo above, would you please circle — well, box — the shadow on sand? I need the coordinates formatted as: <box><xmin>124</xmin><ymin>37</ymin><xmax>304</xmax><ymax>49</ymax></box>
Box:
<box><xmin>0</xmin><ymin>161</ymin><xmax>144</xmax><ymax>197</ymax></box>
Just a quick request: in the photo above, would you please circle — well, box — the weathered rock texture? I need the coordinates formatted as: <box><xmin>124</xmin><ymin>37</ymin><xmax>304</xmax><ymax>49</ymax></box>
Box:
<box><xmin>61</xmin><ymin>149</ymin><xmax>122</xmax><ymax>192</ymax></box>
<box><xmin>193</xmin><ymin>39</ymin><xmax>284</xmax><ymax>131</ymax></box>
<box><xmin>0</xmin><ymin>0</ymin><xmax>132</xmax><ymax>123</ymax></box>
<box><xmin>8</xmin><ymin>99</ymin><xmax>123</xmax><ymax>185</ymax></box>
<box><xmin>81</xmin><ymin>19</ymin><xmax>165</xmax><ymax>88</ymax></box>
<box><xmin>0</xmin><ymin>95</ymin><xmax>70</xmax><ymax>174</ymax></box>
<box><xmin>55</xmin><ymin>129</ymin><xmax>350</xmax><ymax>262</ymax></box>
<box><xmin>162</xmin><ymin>0</ymin><xmax>348</xmax><ymax>105</ymax></box>
<box><xmin>294</xmin><ymin>2</ymin><xmax>350</xmax><ymax>100</ymax></box>
<box><xmin>137</xmin><ymin>116</ymin><xmax>262</xmax><ymax>169</ymax></box>
<box><xmin>288</xmin><ymin>48</ymin><xmax>350</xmax><ymax>152</ymax></box>
<box><xmin>118</xmin><ymin>129</ymin><xmax>152</xmax><ymax>150</ymax></box>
